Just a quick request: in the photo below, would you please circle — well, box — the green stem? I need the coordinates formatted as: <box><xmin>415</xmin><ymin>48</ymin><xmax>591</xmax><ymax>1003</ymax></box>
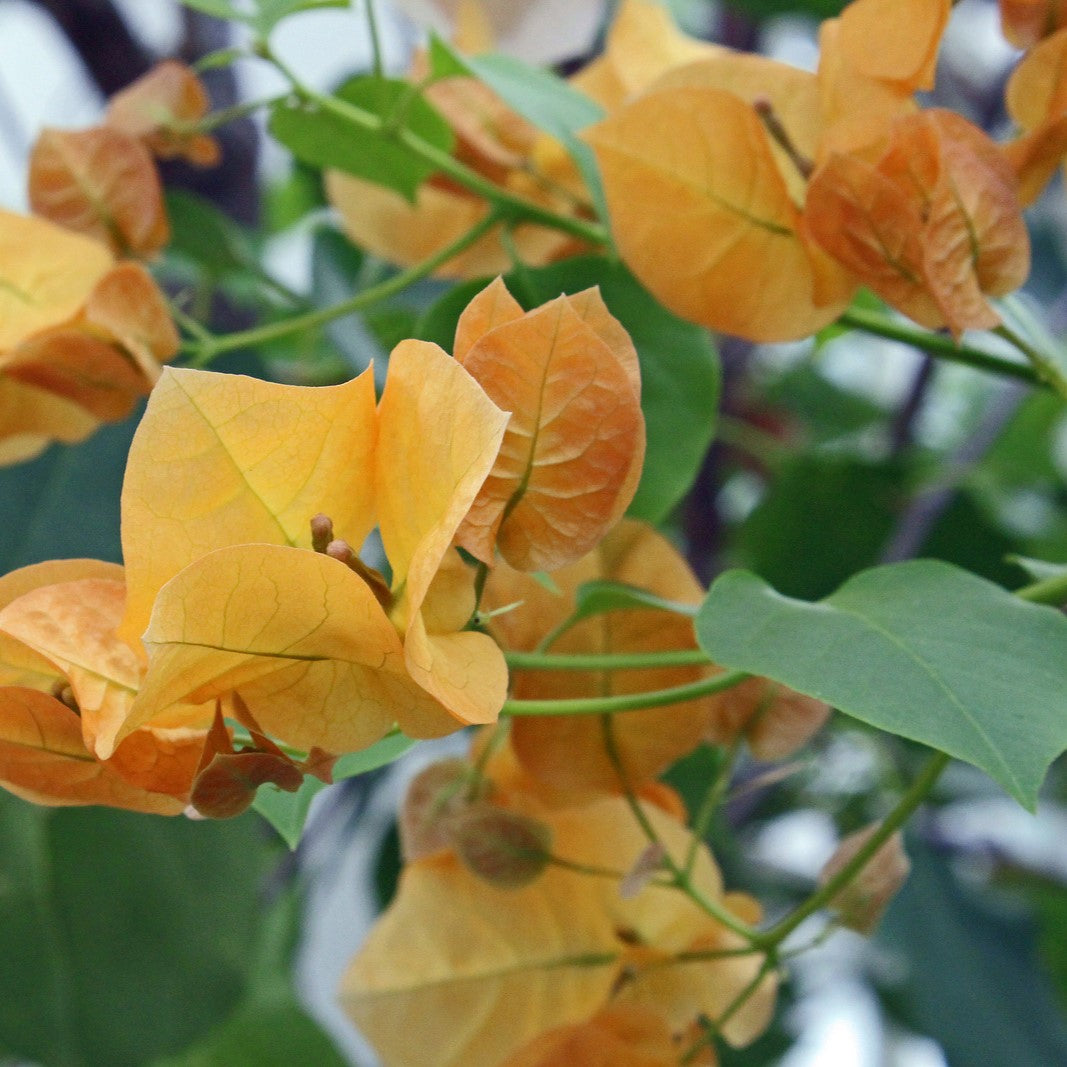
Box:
<box><xmin>995</xmin><ymin>323</ymin><xmax>1067</xmax><ymax>400</ymax></box>
<box><xmin>1016</xmin><ymin>571</ymin><xmax>1067</xmax><ymax>607</ymax></box>
<box><xmin>181</xmin><ymin>210</ymin><xmax>501</xmax><ymax>363</ymax></box>
<box><xmin>193</xmin><ymin>94</ymin><xmax>284</xmax><ymax>134</ymax></box>
<box><xmin>501</xmin><ymin>669</ymin><xmax>750</xmax><ymax>717</ymax></box>
<box><xmin>363</xmin><ymin>0</ymin><xmax>384</xmax><ymax>79</ymax></box>
<box><xmin>683</xmin><ymin>738</ymin><xmax>742</xmax><ymax>876</ymax></box>
<box><xmin>754</xmin><ymin>749</ymin><xmax>950</xmax><ymax>949</ymax></box>
<box><xmin>839</xmin><ymin>309</ymin><xmax>1041</xmax><ymax>386</ymax></box>
<box><xmin>504</xmin><ymin>648</ymin><xmax>713</xmax><ymax>671</ymax></box>
<box><xmin>267</xmin><ymin>49</ymin><xmax>608</xmax><ymax>246</ymax></box>
<box><xmin>679</xmin><ymin>954</ymin><xmax>778</xmax><ymax>1064</ymax></box>
<box><xmin>601</xmin><ymin>716</ymin><xmax>760</xmax><ymax>944</ymax></box>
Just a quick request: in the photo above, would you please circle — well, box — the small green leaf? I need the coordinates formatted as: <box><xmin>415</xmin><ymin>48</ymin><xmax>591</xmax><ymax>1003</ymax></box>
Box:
<box><xmin>573</xmin><ymin>580</ymin><xmax>698</xmax><ymax>620</ymax></box>
<box><xmin>269</xmin><ymin>76</ymin><xmax>454</xmax><ymax>200</ymax></box>
<box><xmin>253</xmin><ymin>732</ymin><xmax>415</xmax><ymax>848</ymax></box>
<box><xmin>427</xmin><ymin>32</ymin><xmax>474</xmax><ymax>80</ymax></box>
<box><xmin>180</xmin><ymin>0</ymin><xmax>248</xmax><ymax>22</ymax></box>
<box><xmin>194</xmin><ymin>47</ymin><xmax>246</xmax><ymax>72</ymax></box>
<box><xmin>696</xmin><ymin>560</ymin><xmax>1067</xmax><ymax>809</ymax></box>
<box><xmin>430</xmin><ymin>38</ymin><xmax>608</xmax><ymax>221</ymax></box>
<box><xmin>166</xmin><ymin>190</ymin><xmax>254</xmax><ymax>278</ymax></box>
<box><xmin>1009</xmin><ymin>555</ymin><xmax>1067</xmax><ymax>583</ymax></box>
<box><xmin>182</xmin><ymin>0</ymin><xmax>349</xmax><ymax>34</ymax></box>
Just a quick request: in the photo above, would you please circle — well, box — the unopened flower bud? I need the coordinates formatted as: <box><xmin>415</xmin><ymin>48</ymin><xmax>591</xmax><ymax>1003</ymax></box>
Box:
<box><xmin>310</xmin><ymin>512</ymin><xmax>334</xmax><ymax>553</ymax></box>
<box><xmin>449</xmin><ymin>804</ymin><xmax>552</xmax><ymax>889</ymax></box>
<box><xmin>819</xmin><ymin>825</ymin><xmax>910</xmax><ymax>934</ymax></box>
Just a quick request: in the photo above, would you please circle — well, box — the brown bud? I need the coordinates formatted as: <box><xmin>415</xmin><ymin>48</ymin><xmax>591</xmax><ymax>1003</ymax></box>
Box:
<box><xmin>819</xmin><ymin>825</ymin><xmax>910</xmax><ymax>934</ymax></box>
<box><xmin>619</xmin><ymin>842</ymin><xmax>667</xmax><ymax>900</ymax></box>
<box><xmin>310</xmin><ymin>513</ymin><xmax>334</xmax><ymax>553</ymax></box>
<box><xmin>400</xmin><ymin>758</ymin><xmax>487</xmax><ymax>861</ymax></box>
<box><xmin>448</xmin><ymin>803</ymin><xmax>552</xmax><ymax>889</ymax></box>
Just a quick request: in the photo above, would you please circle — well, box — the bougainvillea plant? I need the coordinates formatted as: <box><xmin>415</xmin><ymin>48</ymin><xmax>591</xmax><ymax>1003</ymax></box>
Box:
<box><xmin>2</xmin><ymin>0</ymin><xmax>1067</xmax><ymax>1063</ymax></box>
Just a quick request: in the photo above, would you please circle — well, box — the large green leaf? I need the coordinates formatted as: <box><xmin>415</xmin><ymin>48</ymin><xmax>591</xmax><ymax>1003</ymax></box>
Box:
<box><xmin>736</xmin><ymin>455</ymin><xmax>902</xmax><ymax>600</ymax></box>
<box><xmin>879</xmin><ymin>841</ymin><xmax>1067</xmax><ymax>1066</ymax></box>
<box><xmin>152</xmin><ymin>890</ymin><xmax>347</xmax><ymax>1066</ymax></box>
<box><xmin>696</xmin><ymin>560</ymin><xmax>1067</xmax><ymax>808</ymax></box>
<box><xmin>0</xmin><ymin>413</ymin><xmax>138</xmax><ymax>571</ymax></box>
<box><xmin>269</xmin><ymin>76</ymin><xmax>454</xmax><ymax>200</ymax></box>
<box><xmin>0</xmin><ymin>797</ymin><xmax>278</xmax><ymax>1066</ymax></box>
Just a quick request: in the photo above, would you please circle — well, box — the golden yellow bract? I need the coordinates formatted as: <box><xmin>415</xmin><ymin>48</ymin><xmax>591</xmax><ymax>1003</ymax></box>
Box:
<box><xmin>341</xmin><ymin>741</ymin><xmax>776</xmax><ymax>1067</ymax></box>
<box><xmin>0</xmin><ymin>211</ymin><xmax>178</xmax><ymax>465</ymax></box>
<box><xmin>107</xmin><ymin>340</ymin><xmax>510</xmax><ymax>758</ymax></box>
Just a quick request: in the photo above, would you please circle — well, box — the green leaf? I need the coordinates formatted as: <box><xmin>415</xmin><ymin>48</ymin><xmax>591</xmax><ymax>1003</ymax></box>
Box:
<box><xmin>736</xmin><ymin>455</ymin><xmax>902</xmax><ymax>600</ymax></box>
<box><xmin>269</xmin><ymin>76</ymin><xmax>454</xmax><ymax>200</ymax></box>
<box><xmin>0</xmin><ymin>413</ymin><xmax>138</xmax><ymax>571</ymax></box>
<box><xmin>0</xmin><ymin>797</ymin><xmax>278</xmax><ymax>1066</ymax></box>
<box><xmin>253</xmin><ymin>732</ymin><xmax>415</xmax><ymax>848</ymax></box>
<box><xmin>696</xmin><ymin>560</ymin><xmax>1067</xmax><ymax>809</ymax></box>
<box><xmin>878</xmin><ymin>840</ymin><xmax>1067</xmax><ymax>1066</ymax></box>
<box><xmin>166</xmin><ymin>190</ymin><xmax>254</xmax><ymax>278</ymax></box>
<box><xmin>152</xmin><ymin>890</ymin><xmax>347</xmax><ymax>1067</ymax></box>
<box><xmin>1009</xmin><ymin>555</ymin><xmax>1067</xmax><ymax>583</ymax></box>
<box><xmin>181</xmin><ymin>0</ymin><xmax>348</xmax><ymax>34</ymax></box>
<box><xmin>194</xmin><ymin>47</ymin><xmax>246</xmax><ymax>72</ymax></box>
<box><xmin>573</xmin><ymin>579</ymin><xmax>699</xmax><ymax>620</ymax></box>
<box><xmin>430</xmin><ymin>38</ymin><xmax>608</xmax><ymax>221</ymax></box>
<box><xmin>427</xmin><ymin>32</ymin><xmax>473</xmax><ymax>80</ymax></box>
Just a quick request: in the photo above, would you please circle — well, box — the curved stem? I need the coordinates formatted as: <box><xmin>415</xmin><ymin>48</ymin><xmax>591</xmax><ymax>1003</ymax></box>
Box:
<box><xmin>995</xmin><ymin>323</ymin><xmax>1067</xmax><ymax>401</ymax></box>
<box><xmin>181</xmin><ymin>210</ymin><xmax>501</xmax><ymax>363</ymax></box>
<box><xmin>501</xmin><ymin>669</ymin><xmax>750</xmax><ymax>717</ymax></box>
<box><xmin>753</xmin><ymin>749</ymin><xmax>950</xmax><ymax>949</ymax></box>
<box><xmin>601</xmin><ymin>716</ymin><xmax>760</xmax><ymax>944</ymax></box>
<box><xmin>839</xmin><ymin>309</ymin><xmax>1042</xmax><ymax>387</ymax></box>
<box><xmin>266</xmin><ymin>48</ymin><xmax>609</xmax><ymax>247</ymax></box>
<box><xmin>504</xmin><ymin>648</ymin><xmax>713</xmax><ymax>671</ymax></box>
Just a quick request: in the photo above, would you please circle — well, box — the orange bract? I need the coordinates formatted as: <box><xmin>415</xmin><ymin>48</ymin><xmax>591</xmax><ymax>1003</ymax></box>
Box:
<box><xmin>0</xmin><ymin>560</ymin><xmax>205</xmax><ymax>811</ymax></box>
<box><xmin>806</xmin><ymin>110</ymin><xmax>1029</xmax><ymax>338</ymax></box>
<box><xmin>111</xmin><ymin>338</ymin><xmax>509</xmax><ymax>759</ymax></box>
<box><xmin>455</xmin><ymin>282</ymin><xmax>644</xmax><ymax>571</ymax></box>
<box><xmin>29</xmin><ymin>126</ymin><xmax>169</xmax><ymax>258</ymax></box>
<box><xmin>106</xmin><ymin>60</ymin><xmax>220</xmax><ymax>166</ymax></box>
<box><xmin>586</xmin><ymin>86</ymin><xmax>853</xmax><ymax>342</ymax></box>
<box><xmin>483</xmin><ymin>519</ymin><xmax>716</xmax><ymax>794</ymax></box>
<box><xmin>837</xmin><ymin>0</ymin><xmax>950</xmax><ymax>92</ymax></box>
<box><xmin>0</xmin><ymin>211</ymin><xmax>177</xmax><ymax>465</ymax></box>
<box><xmin>999</xmin><ymin>0</ymin><xmax>1067</xmax><ymax>47</ymax></box>
<box><xmin>342</xmin><ymin>743</ymin><xmax>775</xmax><ymax>1066</ymax></box>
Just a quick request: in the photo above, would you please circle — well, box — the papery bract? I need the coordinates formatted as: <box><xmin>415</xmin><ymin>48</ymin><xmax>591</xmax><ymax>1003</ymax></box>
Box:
<box><xmin>806</xmin><ymin>110</ymin><xmax>1029</xmax><ymax>337</ymax></box>
<box><xmin>837</xmin><ymin>0</ymin><xmax>950</xmax><ymax>92</ymax></box>
<box><xmin>999</xmin><ymin>0</ymin><xmax>1067</xmax><ymax>47</ymax></box>
<box><xmin>818</xmin><ymin>825</ymin><xmax>910</xmax><ymax>934</ymax></box>
<box><xmin>585</xmin><ymin>86</ymin><xmax>852</xmax><ymax>342</ymax></box>
<box><xmin>342</xmin><ymin>744</ymin><xmax>775</xmax><ymax>1066</ymax></box>
<box><xmin>29</xmin><ymin>126</ymin><xmax>169</xmax><ymax>258</ymax></box>
<box><xmin>106</xmin><ymin>59</ymin><xmax>220</xmax><ymax>166</ymax></box>
<box><xmin>0</xmin><ymin>560</ymin><xmax>204</xmax><ymax>811</ymax></box>
<box><xmin>0</xmin><ymin>212</ymin><xmax>177</xmax><ymax>464</ymax></box>
<box><xmin>114</xmin><ymin>341</ymin><xmax>508</xmax><ymax>758</ymax></box>
<box><xmin>483</xmin><ymin>519</ymin><xmax>717</xmax><ymax>795</ymax></box>
<box><xmin>454</xmin><ymin>281</ymin><xmax>644</xmax><ymax>571</ymax></box>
